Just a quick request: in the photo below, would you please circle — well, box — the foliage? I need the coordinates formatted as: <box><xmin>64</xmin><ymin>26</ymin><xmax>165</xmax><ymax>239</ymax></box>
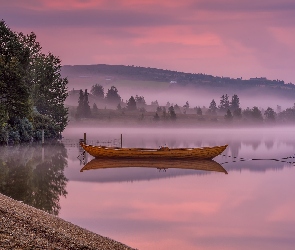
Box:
<box><xmin>135</xmin><ymin>95</ymin><xmax>146</xmax><ymax>109</ymax></box>
<box><xmin>31</xmin><ymin>53</ymin><xmax>68</xmax><ymax>132</ymax></box>
<box><xmin>195</xmin><ymin>106</ymin><xmax>202</xmax><ymax>116</ymax></box>
<box><xmin>173</xmin><ymin>104</ymin><xmax>181</xmax><ymax>113</ymax></box>
<box><xmin>0</xmin><ymin>21</ymin><xmax>31</xmax><ymax>120</ymax></box>
<box><xmin>219</xmin><ymin>94</ymin><xmax>230</xmax><ymax>113</ymax></box>
<box><xmin>153</xmin><ymin>112</ymin><xmax>160</xmax><ymax>121</ymax></box>
<box><xmin>243</xmin><ymin>107</ymin><xmax>263</xmax><ymax>121</ymax></box>
<box><xmin>168</xmin><ymin>106</ymin><xmax>177</xmax><ymax>120</ymax></box>
<box><xmin>208</xmin><ymin>99</ymin><xmax>217</xmax><ymax>115</ymax></box>
<box><xmin>127</xmin><ymin>96</ymin><xmax>137</xmax><ymax>111</ymax></box>
<box><xmin>233</xmin><ymin>108</ymin><xmax>242</xmax><ymax>119</ymax></box>
<box><xmin>224</xmin><ymin>109</ymin><xmax>233</xmax><ymax>121</ymax></box>
<box><xmin>31</xmin><ymin>113</ymin><xmax>59</xmax><ymax>140</ymax></box>
<box><xmin>0</xmin><ymin>20</ymin><xmax>68</xmax><ymax>142</ymax></box>
<box><xmin>76</xmin><ymin>89</ymin><xmax>91</xmax><ymax>118</ymax></box>
<box><xmin>183</xmin><ymin>101</ymin><xmax>189</xmax><ymax>109</ymax></box>
<box><xmin>105</xmin><ymin>86</ymin><xmax>121</xmax><ymax>105</ymax></box>
<box><xmin>91</xmin><ymin>84</ymin><xmax>104</xmax><ymax>99</ymax></box>
<box><xmin>264</xmin><ymin>107</ymin><xmax>276</xmax><ymax>121</ymax></box>
<box><xmin>230</xmin><ymin>94</ymin><xmax>240</xmax><ymax>111</ymax></box>
<box><xmin>92</xmin><ymin>103</ymin><xmax>99</xmax><ymax>114</ymax></box>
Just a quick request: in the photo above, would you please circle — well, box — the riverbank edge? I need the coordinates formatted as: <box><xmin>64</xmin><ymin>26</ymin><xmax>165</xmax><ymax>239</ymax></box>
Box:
<box><xmin>0</xmin><ymin>193</ymin><xmax>136</xmax><ymax>250</ymax></box>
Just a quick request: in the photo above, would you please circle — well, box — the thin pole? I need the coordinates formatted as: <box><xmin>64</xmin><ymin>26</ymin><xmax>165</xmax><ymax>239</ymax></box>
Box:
<box><xmin>84</xmin><ymin>133</ymin><xmax>87</xmax><ymax>144</ymax></box>
<box><xmin>42</xmin><ymin>129</ymin><xmax>44</xmax><ymax>145</ymax></box>
<box><xmin>121</xmin><ymin>134</ymin><xmax>123</xmax><ymax>148</ymax></box>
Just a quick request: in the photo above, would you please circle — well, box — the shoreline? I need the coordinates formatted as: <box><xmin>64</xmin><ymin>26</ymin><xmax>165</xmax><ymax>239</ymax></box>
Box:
<box><xmin>0</xmin><ymin>193</ymin><xmax>136</xmax><ymax>250</ymax></box>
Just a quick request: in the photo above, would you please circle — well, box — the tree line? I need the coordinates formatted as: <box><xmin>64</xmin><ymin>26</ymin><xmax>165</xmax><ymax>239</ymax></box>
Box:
<box><xmin>0</xmin><ymin>21</ymin><xmax>68</xmax><ymax>144</ymax></box>
<box><xmin>72</xmin><ymin>84</ymin><xmax>295</xmax><ymax>124</ymax></box>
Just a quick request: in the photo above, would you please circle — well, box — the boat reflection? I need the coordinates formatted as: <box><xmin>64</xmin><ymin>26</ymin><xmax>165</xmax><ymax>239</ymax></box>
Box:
<box><xmin>80</xmin><ymin>159</ymin><xmax>228</xmax><ymax>174</ymax></box>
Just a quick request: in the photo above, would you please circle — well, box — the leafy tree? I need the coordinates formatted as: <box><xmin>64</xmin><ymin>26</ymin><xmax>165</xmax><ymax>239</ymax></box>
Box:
<box><xmin>156</xmin><ymin>106</ymin><xmax>162</xmax><ymax>113</ymax></box>
<box><xmin>105</xmin><ymin>86</ymin><xmax>121</xmax><ymax>105</ymax></box>
<box><xmin>127</xmin><ymin>96</ymin><xmax>137</xmax><ymax>111</ymax></box>
<box><xmin>0</xmin><ymin>21</ymin><xmax>68</xmax><ymax>140</ymax></box>
<box><xmin>208</xmin><ymin>99</ymin><xmax>217</xmax><ymax>115</ymax></box>
<box><xmin>151</xmin><ymin>100</ymin><xmax>159</xmax><ymax>106</ymax></box>
<box><xmin>117</xmin><ymin>103</ymin><xmax>122</xmax><ymax>110</ymax></box>
<box><xmin>252</xmin><ymin>106</ymin><xmax>263</xmax><ymax>121</ymax></box>
<box><xmin>135</xmin><ymin>95</ymin><xmax>146</xmax><ymax>109</ymax></box>
<box><xmin>264</xmin><ymin>107</ymin><xmax>276</xmax><ymax>121</ymax></box>
<box><xmin>0</xmin><ymin>21</ymin><xmax>31</xmax><ymax>121</ymax></box>
<box><xmin>168</xmin><ymin>106</ymin><xmax>177</xmax><ymax>120</ymax></box>
<box><xmin>91</xmin><ymin>84</ymin><xmax>104</xmax><ymax>99</ymax></box>
<box><xmin>278</xmin><ymin>108</ymin><xmax>295</xmax><ymax>122</ymax></box>
<box><xmin>32</xmin><ymin>53</ymin><xmax>69</xmax><ymax>132</ymax></box>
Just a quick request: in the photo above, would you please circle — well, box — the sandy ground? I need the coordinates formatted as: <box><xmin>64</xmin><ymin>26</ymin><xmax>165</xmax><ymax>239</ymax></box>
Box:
<box><xmin>0</xmin><ymin>193</ymin><xmax>136</xmax><ymax>250</ymax></box>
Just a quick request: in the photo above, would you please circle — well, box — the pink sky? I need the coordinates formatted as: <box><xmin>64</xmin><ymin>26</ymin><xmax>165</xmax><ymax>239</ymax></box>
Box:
<box><xmin>1</xmin><ymin>0</ymin><xmax>295</xmax><ymax>83</ymax></box>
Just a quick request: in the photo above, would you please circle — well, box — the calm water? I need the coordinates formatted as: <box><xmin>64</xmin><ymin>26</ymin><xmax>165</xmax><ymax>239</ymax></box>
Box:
<box><xmin>1</xmin><ymin>127</ymin><xmax>295</xmax><ymax>250</ymax></box>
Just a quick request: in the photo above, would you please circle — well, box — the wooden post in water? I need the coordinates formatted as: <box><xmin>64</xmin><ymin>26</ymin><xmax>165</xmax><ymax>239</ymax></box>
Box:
<box><xmin>42</xmin><ymin>129</ymin><xmax>44</xmax><ymax>145</ymax></box>
<box><xmin>84</xmin><ymin>133</ymin><xmax>87</xmax><ymax>144</ymax></box>
<box><xmin>121</xmin><ymin>134</ymin><xmax>123</xmax><ymax>148</ymax></box>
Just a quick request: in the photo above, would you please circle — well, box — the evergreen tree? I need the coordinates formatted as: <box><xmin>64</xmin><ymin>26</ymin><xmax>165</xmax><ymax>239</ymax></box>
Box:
<box><xmin>127</xmin><ymin>96</ymin><xmax>137</xmax><ymax>111</ymax></box>
<box><xmin>196</xmin><ymin>107</ymin><xmax>202</xmax><ymax>116</ymax></box>
<box><xmin>92</xmin><ymin>103</ymin><xmax>98</xmax><ymax>114</ymax></box>
<box><xmin>224</xmin><ymin>109</ymin><xmax>233</xmax><ymax>121</ymax></box>
<box><xmin>219</xmin><ymin>94</ymin><xmax>230</xmax><ymax>112</ymax></box>
<box><xmin>233</xmin><ymin>108</ymin><xmax>242</xmax><ymax>119</ymax></box>
<box><xmin>76</xmin><ymin>90</ymin><xmax>84</xmax><ymax>118</ymax></box>
<box><xmin>230</xmin><ymin>94</ymin><xmax>240</xmax><ymax>111</ymax></box>
<box><xmin>209</xmin><ymin>99</ymin><xmax>217</xmax><ymax>115</ymax></box>
<box><xmin>153</xmin><ymin>112</ymin><xmax>160</xmax><ymax>121</ymax></box>
<box><xmin>83</xmin><ymin>89</ymin><xmax>91</xmax><ymax>117</ymax></box>
<box><xmin>168</xmin><ymin>106</ymin><xmax>177</xmax><ymax>120</ymax></box>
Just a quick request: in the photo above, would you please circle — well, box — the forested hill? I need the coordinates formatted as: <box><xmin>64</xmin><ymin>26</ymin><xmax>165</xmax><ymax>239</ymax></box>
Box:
<box><xmin>62</xmin><ymin>64</ymin><xmax>294</xmax><ymax>90</ymax></box>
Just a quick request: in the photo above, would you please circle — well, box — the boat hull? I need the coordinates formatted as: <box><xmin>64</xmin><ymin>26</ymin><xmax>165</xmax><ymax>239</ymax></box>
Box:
<box><xmin>80</xmin><ymin>143</ymin><xmax>228</xmax><ymax>160</ymax></box>
<box><xmin>80</xmin><ymin>158</ymin><xmax>228</xmax><ymax>174</ymax></box>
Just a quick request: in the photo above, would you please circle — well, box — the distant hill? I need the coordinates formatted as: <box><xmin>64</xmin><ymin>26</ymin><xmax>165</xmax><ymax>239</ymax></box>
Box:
<box><xmin>62</xmin><ymin>64</ymin><xmax>295</xmax><ymax>109</ymax></box>
<box><xmin>62</xmin><ymin>64</ymin><xmax>293</xmax><ymax>88</ymax></box>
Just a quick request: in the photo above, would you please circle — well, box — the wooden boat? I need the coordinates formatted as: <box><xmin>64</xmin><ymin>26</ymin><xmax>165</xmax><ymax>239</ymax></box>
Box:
<box><xmin>80</xmin><ymin>142</ymin><xmax>228</xmax><ymax>160</ymax></box>
<box><xmin>80</xmin><ymin>158</ymin><xmax>228</xmax><ymax>174</ymax></box>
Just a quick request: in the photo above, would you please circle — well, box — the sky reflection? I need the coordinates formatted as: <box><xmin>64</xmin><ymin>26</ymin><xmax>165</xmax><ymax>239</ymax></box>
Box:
<box><xmin>59</xmin><ymin>127</ymin><xmax>295</xmax><ymax>249</ymax></box>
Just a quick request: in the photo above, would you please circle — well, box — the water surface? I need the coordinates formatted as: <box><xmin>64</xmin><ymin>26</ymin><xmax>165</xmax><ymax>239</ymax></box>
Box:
<box><xmin>1</xmin><ymin>127</ymin><xmax>295</xmax><ymax>249</ymax></box>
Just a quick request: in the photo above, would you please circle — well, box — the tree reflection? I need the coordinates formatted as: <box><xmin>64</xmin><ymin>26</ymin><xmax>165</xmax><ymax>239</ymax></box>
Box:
<box><xmin>0</xmin><ymin>143</ymin><xmax>68</xmax><ymax>215</ymax></box>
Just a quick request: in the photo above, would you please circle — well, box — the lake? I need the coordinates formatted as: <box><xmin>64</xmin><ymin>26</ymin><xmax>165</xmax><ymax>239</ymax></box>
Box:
<box><xmin>1</xmin><ymin>127</ymin><xmax>295</xmax><ymax>250</ymax></box>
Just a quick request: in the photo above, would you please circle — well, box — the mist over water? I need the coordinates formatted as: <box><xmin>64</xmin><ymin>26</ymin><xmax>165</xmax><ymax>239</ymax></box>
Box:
<box><xmin>59</xmin><ymin>126</ymin><xmax>295</xmax><ymax>250</ymax></box>
<box><xmin>1</xmin><ymin>126</ymin><xmax>295</xmax><ymax>249</ymax></box>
